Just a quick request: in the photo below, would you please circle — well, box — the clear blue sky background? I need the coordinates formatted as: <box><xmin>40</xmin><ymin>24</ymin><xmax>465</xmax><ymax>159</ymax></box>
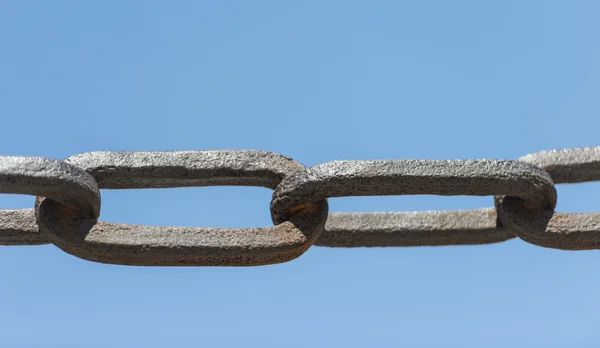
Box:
<box><xmin>1</xmin><ymin>1</ymin><xmax>599</xmax><ymax>347</ymax></box>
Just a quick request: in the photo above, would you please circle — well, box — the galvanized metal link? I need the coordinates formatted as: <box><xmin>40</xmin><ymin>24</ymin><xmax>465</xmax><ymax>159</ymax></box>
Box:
<box><xmin>496</xmin><ymin>146</ymin><xmax>600</xmax><ymax>250</ymax></box>
<box><xmin>0</xmin><ymin>156</ymin><xmax>101</xmax><ymax>245</ymax></box>
<box><xmin>271</xmin><ymin>159</ymin><xmax>557</xmax><ymax>247</ymax></box>
<box><xmin>35</xmin><ymin>150</ymin><xmax>329</xmax><ymax>266</ymax></box>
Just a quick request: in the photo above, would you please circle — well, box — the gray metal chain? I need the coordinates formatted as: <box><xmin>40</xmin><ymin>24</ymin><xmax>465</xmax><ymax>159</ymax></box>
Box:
<box><xmin>1</xmin><ymin>146</ymin><xmax>599</xmax><ymax>266</ymax></box>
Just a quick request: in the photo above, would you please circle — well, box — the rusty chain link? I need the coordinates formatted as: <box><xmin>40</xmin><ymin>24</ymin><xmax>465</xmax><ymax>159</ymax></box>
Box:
<box><xmin>496</xmin><ymin>147</ymin><xmax>600</xmax><ymax>250</ymax></box>
<box><xmin>1</xmin><ymin>146</ymin><xmax>599</xmax><ymax>266</ymax></box>
<box><xmin>37</xmin><ymin>150</ymin><xmax>328</xmax><ymax>266</ymax></box>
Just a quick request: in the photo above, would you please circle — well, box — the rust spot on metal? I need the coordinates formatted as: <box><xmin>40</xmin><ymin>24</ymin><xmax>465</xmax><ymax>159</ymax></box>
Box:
<box><xmin>289</xmin><ymin>202</ymin><xmax>319</xmax><ymax>214</ymax></box>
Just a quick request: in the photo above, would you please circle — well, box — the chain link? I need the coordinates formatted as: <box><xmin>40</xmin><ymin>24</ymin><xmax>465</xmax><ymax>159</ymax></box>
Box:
<box><xmin>0</xmin><ymin>156</ymin><xmax>100</xmax><ymax>247</ymax></box>
<box><xmin>36</xmin><ymin>150</ymin><xmax>328</xmax><ymax>266</ymax></box>
<box><xmin>317</xmin><ymin>208</ymin><xmax>515</xmax><ymax>247</ymax></box>
<box><xmin>1</xmin><ymin>146</ymin><xmax>599</xmax><ymax>266</ymax></box>
<box><xmin>496</xmin><ymin>147</ymin><xmax>600</xmax><ymax>250</ymax></box>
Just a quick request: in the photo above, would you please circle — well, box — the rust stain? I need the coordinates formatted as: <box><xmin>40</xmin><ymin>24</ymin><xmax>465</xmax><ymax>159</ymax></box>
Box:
<box><xmin>289</xmin><ymin>202</ymin><xmax>319</xmax><ymax>214</ymax></box>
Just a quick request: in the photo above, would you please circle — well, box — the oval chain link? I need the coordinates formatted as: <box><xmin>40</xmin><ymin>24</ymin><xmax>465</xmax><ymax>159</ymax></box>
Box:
<box><xmin>496</xmin><ymin>146</ymin><xmax>600</xmax><ymax>250</ymax></box>
<box><xmin>0</xmin><ymin>146</ymin><xmax>598</xmax><ymax>266</ymax></box>
<box><xmin>270</xmin><ymin>159</ymin><xmax>556</xmax><ymax>247</ymax></box>
<box><xmin>34</xmin><ymin>150</ymin><xmax>328</xmax><ymax>266</ymax></box>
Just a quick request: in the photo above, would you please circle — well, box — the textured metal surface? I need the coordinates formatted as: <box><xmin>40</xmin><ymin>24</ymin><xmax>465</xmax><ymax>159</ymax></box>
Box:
<box><xmin>518</xmin><ymin>146</ymin><xmax>600</xmax><ymax>183</ymax></box>
<box><xmin>35</xmin><ymin>150</ymin><xmax>329</xmax><ymax>266</ymax></box>
<box><xmin>270</xmin><ymin>159</ymin><xmax>557</xmax><ymax>224</ymax></box>
<box><xmin>1</xmin><ymin>146</ymin><xmax>599</xmax><ymax>266</ymax></box>
<box><xmin>0</xmin><ymin>156</ymin><xmax>100</xmax><ymax>246</ymax></box>
<box><xmin>496</xmin><ymin>146</ymin><xmax>600</xmax><ymax>250</ymax></box>
<box><xmin>0</xmin><ymin>156</ymin><xmax>100</xmax><ymax>214</ymax></box>
<box><xmin>64</xmin><ymin>150</ymin><xmax>306</xmax><ymax>189</ymax></box>
<box><xmin>0</xmin><ymin>209</ymin><xmax>48</xmax><ymax>246</ymax></box>
<box><xmin>317</xmin><ymin>208</ymin><xmax>514</xmax><ymax>247</ymax></box>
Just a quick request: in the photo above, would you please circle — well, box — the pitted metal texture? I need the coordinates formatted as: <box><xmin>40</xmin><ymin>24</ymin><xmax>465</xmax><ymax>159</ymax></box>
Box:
<box><xmin>0</xmin><ymin>156</ymin><xmax>100</xmax><ymax>215</ymax></box>
<box><xmin>0</xmin><ymin>146</ymin><xmax>598</xmax><ymax>266</ymax></box>
<box><xmin>0</xmin><ymin>156</ymin><xmax>100</xmax><ymax>246</ymax></box>
<box><xmin>270</xmin><ymin>159</ymin><xmax>556</xmax><ymax>224</ymax></box>
<box><xmin>64</xmin><ymin>150</ymin><xmax>305</xmax><ymax>189</ymax></box>
<box><xmin>0</xmin><ymin>209</ymin><xmax>48</xmax><ymax>246</ymax></box>
<box><xmin>317</xmin><ymin>208</ymin><xmax>514</xmax><ymax>247</ymax></box>
<box><xmin>35</xmin><ymin>150</ymin><xmax>328</xmax><ymax>266</ymax></box>
<box><xmin>496</xmin><ymin>146</ymin><xmax>600</xmax><ymax>250</ymax></box>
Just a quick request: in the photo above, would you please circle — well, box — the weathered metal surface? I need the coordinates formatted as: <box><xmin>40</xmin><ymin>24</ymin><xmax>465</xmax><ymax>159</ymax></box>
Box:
<box><xmin>0</xmin><ymin>209</ymin><xmax>48</xmax><ymax>246</ymax></box>
<box><xmin>63</xmin><ymin>150</ymin><xmax>306</xmax><ymax>189</ymax></box>
<box><xmin>317</xmin><ymin>208</ymin><xmax>514</xmax><ymax>247</ymax></box>
<box><xmin>496</xmin><ymin>146</ymin><xmax>600</xmax><ymax>250</ymax></box>
<box><xmin>35</xmin><ymin>150</ymin><xmax>329</xmax><ymax>266</ymax></box>
<box><xmin>1</xmin><ymin>146</ymin><xmax>599</xmax><ymax>266</ymax></box>
<box><xmin>0</xmin><ymin>156</ymin><xmax>100</xmax><ymax>246</ymax></box>
<box><xmin>270</xmin><ymin>159</ymin><xmax>556</xmax><ymax>246</ymax></box>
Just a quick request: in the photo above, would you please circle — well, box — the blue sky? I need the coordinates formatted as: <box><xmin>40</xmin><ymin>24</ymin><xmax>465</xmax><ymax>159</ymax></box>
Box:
<box><xmin>1</xmin><ymin>1</ymin><xmax>599</xmax><ymax>347</ymax></box>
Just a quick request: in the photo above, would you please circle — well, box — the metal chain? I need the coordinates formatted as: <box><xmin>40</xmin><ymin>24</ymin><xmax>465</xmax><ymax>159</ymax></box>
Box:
<box><xmin>1</xmin><ymin>146</ymin><xmax>599</xmax><ymax>266</ymax></box>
